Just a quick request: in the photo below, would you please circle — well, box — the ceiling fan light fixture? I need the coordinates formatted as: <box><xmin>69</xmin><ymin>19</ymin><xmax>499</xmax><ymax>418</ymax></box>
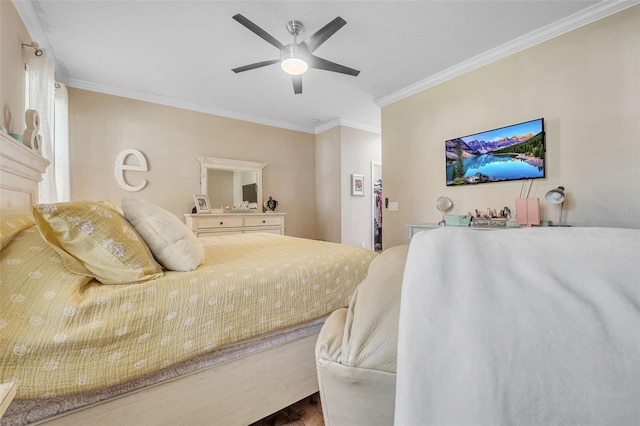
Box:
<box><xmin>280</xmin><ymin>44</ymin><xmax>309</xmax><ymax>75</ymax></box>
<box><xmin>232</xmin><ymin>14</ymin><xmax>359</xmax><ymax>93</ymax></box>
<box><xmin>281</xmin><ymin>58</ymin><xmax>308</xmax><ymax>75</ymax></box>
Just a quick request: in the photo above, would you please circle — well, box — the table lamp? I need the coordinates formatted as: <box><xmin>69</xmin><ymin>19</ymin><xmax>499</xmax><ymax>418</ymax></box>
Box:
<box><xmin>545</xmin><ymin>186</ymin><xmax>566</xmax><ymax>226</ymax></box>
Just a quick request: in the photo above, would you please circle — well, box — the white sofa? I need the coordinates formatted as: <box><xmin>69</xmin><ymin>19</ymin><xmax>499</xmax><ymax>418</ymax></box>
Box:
<box><xmin>315</xmin><ymin>227</ymin><xmax>640</xmax><ymax>426</ymax></box>
<box><xmin>315</xmin><ymin>244</ymin><xmax>408</xmax><ymax>426</ymax></box>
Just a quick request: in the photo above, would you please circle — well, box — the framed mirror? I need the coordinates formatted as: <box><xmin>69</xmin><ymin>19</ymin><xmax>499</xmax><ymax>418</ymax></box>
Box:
<box><xmin>198</xmin><ymin>156</ymin><xmax>266</xmax><ymax>213</ymax></box>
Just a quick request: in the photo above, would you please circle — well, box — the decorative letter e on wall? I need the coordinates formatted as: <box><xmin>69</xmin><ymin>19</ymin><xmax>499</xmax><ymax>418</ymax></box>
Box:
<box><xmin>115</xmin><ymin>149</ymin><xmax>148</xmax><ymax>191</ymax></box>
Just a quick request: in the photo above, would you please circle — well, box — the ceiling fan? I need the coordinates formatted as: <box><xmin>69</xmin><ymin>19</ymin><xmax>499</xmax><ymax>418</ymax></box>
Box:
<box><xmin>231</xmin><ymin>14</ymin><xmax>360</xmax><ymax>94</ymax></box>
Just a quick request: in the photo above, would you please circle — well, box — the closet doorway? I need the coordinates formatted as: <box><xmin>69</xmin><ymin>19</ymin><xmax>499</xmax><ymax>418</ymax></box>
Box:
<box><xmin>372</xmin><ymin>161</ymin><xmax>382</xmax><ymax>252</ymax></box>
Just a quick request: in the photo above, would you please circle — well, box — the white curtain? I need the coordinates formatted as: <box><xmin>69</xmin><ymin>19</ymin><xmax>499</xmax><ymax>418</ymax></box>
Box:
<box><xmin>26</xmin><ymin>56</ymin><xmax>56</xmax><ymax>203</ymax></box>
<box><xmin>54</xmin><ymin>83</ymin><xmax>70</xmax><ymax>202</ymax></box>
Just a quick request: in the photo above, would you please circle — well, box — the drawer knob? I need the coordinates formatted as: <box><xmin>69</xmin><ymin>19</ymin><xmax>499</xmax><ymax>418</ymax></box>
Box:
<box><xmin>262</xmin><ymin>220</ymin><xmax>266</xmax><ymax>223</ymax></box>
<box><xmin>220</xmin><ymin>221</ymin><xmax>224</xmax><ymax>225</ymax></box>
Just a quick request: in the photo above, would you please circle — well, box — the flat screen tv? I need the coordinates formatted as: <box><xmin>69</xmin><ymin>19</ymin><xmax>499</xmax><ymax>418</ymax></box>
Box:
<box><xmin>242</xmin><ymin>183</ymin><xmax>257</xmax><ymax>203</ymax></box>
<box><xmin>446</xmin><ymin>118</ymin><xmax>545</xmax><ymax>186</ymax></box>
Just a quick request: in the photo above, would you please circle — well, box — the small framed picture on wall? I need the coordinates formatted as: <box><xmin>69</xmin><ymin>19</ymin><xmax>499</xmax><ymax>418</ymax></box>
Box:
<box><xmin>351</xmin><ymin>174</ymin><xmax>365</xmax><ymax>196</ymax></box>
<box><xmin>194</xmin><ymin>194</ymin><xmax>211</xmax><ymax>213</ymax></box>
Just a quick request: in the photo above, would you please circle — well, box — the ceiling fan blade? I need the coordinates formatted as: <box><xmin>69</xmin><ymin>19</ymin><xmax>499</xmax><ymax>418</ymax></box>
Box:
<box><xmin>232</xmin><ymin>59</ymin><xmax>279</xmax><ymax>73</ymax></box>
<box><xmin>303</xmin><ymin>17</ymin><xmax>347</xmax><ymax>53</ymax></box>
<box><xmin>233</xmin><ymin>14</ymin><xmax>285</xmax><ymax>50</ymax></box>
<box><xmin>292</xmin><ymin>75</ymin><xmax>302</xmax><ymax>94</ymax></box>
<box><xmin>309</xmin><ymin>55</ymin><xmax>360</xmax><ymax>76</ymax></box>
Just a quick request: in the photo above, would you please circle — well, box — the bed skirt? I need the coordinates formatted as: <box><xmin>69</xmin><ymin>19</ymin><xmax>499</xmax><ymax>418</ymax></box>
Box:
<box><xmin>2</xmin><ymin>317</ymin><xmax>325</xmax><ymax>426</ymax></box>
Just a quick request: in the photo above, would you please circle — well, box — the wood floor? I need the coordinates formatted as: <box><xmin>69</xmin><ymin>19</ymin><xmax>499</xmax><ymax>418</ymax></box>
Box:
<box><xmin>250</xmin><ymin>392</ymin><xmax>324</xmax><ymax>426</ymax></box>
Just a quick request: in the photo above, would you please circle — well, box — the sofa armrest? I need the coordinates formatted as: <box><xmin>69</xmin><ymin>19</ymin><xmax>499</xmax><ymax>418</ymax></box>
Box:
<box><xmin>316</xmin><ymin>306</ymin><xmax>397</xmax><ymax>426</ymax></box>
<box><xmin>340</xmin><ymin>244</ymin><xmax>409</xmax><ymax>372</ymax></box>
<box><xmin>316</xmin><ymin>308</ymin><xmax>348</xmax><ymax>364</ymax></box>
<box><xmin>315</xmin><ymin>245</ymin><xmax>408</xmax><ymax>426</ymax></box>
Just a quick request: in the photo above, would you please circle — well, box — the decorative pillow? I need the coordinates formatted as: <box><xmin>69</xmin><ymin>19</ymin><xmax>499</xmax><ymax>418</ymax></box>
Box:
<box><xmin>0</xmin><ymin>212</ymin><xmax>35</xmax><ymax>250</ymax></box>
<box><xmin>97</xmin><ymin>199</ymin><xmax>124</xmax><ymax>214</ymax></box>
<box><xmin>33</xmin><ymin>201</ymin><xmax>163</xmax><ymax>284</ymax></box>
<box><xmin>121</xmin><ymin>197</ymin><xmax>204</xmax><ymax>271</ymax></box>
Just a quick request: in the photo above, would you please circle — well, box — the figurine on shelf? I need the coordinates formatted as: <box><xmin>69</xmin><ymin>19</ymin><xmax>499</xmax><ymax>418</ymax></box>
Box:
<box><xmin>264</xmin><ymin>196</ymin><xmax>278</xmax><ymax>212</ymax></box>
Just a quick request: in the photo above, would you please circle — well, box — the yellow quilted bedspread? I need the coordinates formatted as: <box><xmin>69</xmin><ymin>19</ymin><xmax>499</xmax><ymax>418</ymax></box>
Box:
<box><xmin>0</xmin><ymin>226</ymin><xmax>376</xmax><ymax>400</ymax></box>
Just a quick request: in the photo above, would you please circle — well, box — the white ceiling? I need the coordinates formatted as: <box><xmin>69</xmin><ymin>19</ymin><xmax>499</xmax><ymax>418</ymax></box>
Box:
<box><xmin>14</xmin><ymin>1</ymin><xmax>633</xmax><ymax>133</ymax></box>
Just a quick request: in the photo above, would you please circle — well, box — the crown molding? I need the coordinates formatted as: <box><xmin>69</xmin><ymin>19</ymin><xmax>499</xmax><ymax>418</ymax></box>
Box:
<box><xmin>375</xmin><ymin>0</ymin><xmax>640</xmax><ymax>108</ymax></box>
<box><xmin>63</xmin><ymin>77</ymin><xmax>383</xmax><ymax>136</ymax></box>
<box><xmin>314</xmin><ymin>119</ymin><xmax>342</xmax><ymax>134</ymax></box>
<box><xmin>339</xmin><ymin>119</ymin><xmax>381</xmax><ymax>135</ymax></box>
<box><xmin>66</xmin><ymin>78</ymin><xmax>382</xmax><ymax>136</ymax></box>
<box><xmin>314</xmin><ymin>118</ymin><xmax>381</xmax><ymax>135</ymax></box>
<box><xmin>65</xmin><ymin>78</ymin><xmax>317</xmax><ymax>134</ymax></box>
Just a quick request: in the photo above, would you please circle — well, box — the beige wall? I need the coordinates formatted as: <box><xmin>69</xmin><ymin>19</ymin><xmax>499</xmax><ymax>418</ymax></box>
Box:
<box><xmin>68</xmin><ymin>88</ymin><xmax>317</xmax><ymax>239</ymax></box>
<box><xmin>0</xmin><ymin>0</ymin><xmax>30</xmax><ymax>134</ymax></box>
<box><xmin>315</xmin><ymin>126</ymin><xmax>342</xmax><ymax>242</ymax></box>
<box><xmin>382</xmin><ymin>6</ymin><xmax>640</xmax><ymax>248</ymax></box>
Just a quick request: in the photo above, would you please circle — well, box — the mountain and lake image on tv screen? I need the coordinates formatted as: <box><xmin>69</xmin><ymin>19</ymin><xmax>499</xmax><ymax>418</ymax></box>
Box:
<box><xmin>446</xmin><ymin>118</ymin><xmax>545</xmax><ymax>186</ymax></box>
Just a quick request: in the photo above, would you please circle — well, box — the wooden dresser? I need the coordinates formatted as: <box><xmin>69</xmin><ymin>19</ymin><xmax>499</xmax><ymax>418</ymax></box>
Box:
<box><xmin>185</xmin><ymin>212</ymin><xmax>286</xmax><ymax>237</ymax></box>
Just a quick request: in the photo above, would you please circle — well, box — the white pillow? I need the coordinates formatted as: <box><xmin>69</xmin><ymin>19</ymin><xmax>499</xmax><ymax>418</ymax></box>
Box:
<box><xmin>121</xmin><ymin>198</ymin><xmax>204</xmax><ymax>272</ymax></box>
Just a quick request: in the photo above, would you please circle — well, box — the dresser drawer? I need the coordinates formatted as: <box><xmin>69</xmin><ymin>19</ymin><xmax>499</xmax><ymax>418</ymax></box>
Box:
<box><xmin>197</xmin><ymin>216</ymin><xmax>244</xmax><ymax>229</ymax></box>
<box><xmin>244</xmin><ymin>216</ymin><xmax>283</xmax><ymax>227</ymax></box>
<box><xmin>185</xmin><ymin>213</ymin><xmax>286</xmax><ymax>237</ymax></box>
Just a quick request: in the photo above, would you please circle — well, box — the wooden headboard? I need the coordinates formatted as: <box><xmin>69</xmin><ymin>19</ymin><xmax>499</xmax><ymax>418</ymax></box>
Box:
<box><xmin>0</xmin><ymin>132</ymin><xmax>50</xmax><ymax>213</ymax></box>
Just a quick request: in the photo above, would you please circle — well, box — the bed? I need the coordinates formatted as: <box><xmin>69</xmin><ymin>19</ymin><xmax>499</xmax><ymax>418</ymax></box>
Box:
<box><xmin>0</xmin><ymin>132</ymin><xmax>377</xmax><ymax>425</ymax></box>
<box><xmin>395</xmin><ymin>227</ymin><xmax>640</xmax><ymax>425</ymax></box>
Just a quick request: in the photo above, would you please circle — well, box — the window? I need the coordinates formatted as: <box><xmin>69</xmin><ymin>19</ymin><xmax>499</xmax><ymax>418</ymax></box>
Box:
<box><xmin>24</xmin><ymin>57</ymin><xmax>69</xmax><ymax>202</ymax></box>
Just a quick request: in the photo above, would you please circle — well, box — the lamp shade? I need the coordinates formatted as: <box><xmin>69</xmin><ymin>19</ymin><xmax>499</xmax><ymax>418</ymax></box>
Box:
<box><xmin>281</xmin><ymin>58</ymin><xmax>308</xmax><ymax>75</ymax></box>
<box><xmin>545</xmin><ymin>186</ymin><xmax>565</xmax><ymax>204</ymax></box>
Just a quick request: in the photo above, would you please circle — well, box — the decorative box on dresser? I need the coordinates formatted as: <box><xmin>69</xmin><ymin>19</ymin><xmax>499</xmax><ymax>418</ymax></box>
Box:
<box><xmin>185</xmin><ymin>212</ymin><xmax>286</xmax><ymax>237</ymax></box>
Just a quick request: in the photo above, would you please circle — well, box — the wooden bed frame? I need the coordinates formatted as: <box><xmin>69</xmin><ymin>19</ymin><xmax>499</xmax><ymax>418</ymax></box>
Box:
<box><xmin>0</xmin><ymin>133</ymin><xmax>49</xmax><ymax>212</ymax></box>
<box><xmin>1</xmin><ymin>132</ymin><xmax>321</xmax><ymax>425</ymax></box>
